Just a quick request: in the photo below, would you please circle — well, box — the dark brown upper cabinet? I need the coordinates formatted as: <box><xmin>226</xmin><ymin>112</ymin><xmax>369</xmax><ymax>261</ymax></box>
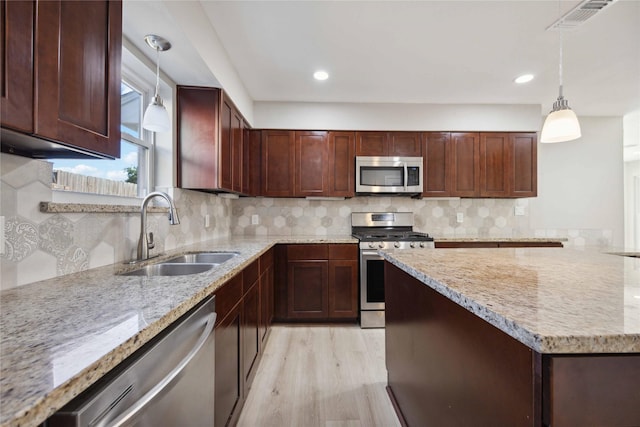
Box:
<box><xmin>449</xmin><ymin>132</ymin><xmax>481</xmax><ymax>197</ymax></box>
<box><xmin>1</xmin><ymin>0</ymin><xmax>122</xmax><ymax>159</ymax></box>
<box><xmin>294</xmin><ymin>131</ymin><xmax>329</xmax><ymax>196</ymax></box>
<box><xmin>356</xmin><ymin>131</ymin><xmax>422</xmax><ymax>156</ymax></box>
<box><xmin>177</xmin><ymin>86</ymin><xmax>246</xmax><ymax>194</ymax></box>
<box><xmin>422</xmin><ymin>131</ymin><xmax>537</xmax><ymax>198</ymax></box>
<box><xmin>262</xmin><ymin>130</ymin><xmax>354</xmax><ymax>198</ymax></box>
<box><xmin>261</xmin><ymin>130</ymin><xmax>295</xmax><ymax>197</ymax></box>
<box><xmin>479</xmin><ymin>132</ymin><xmax>538</xmax><ymax>198</ymax></box>
<box><xmin>510</xmin><ymin>132</ymin><xmax>537</xmax><ymax>197</ymax></box>
<box><xmin>327</xmin><ymin>131</ymin><xmax>356</xmax><ymax>197</ymax></box>
<box><xmin>480</xmin><ymin>133</ymin><xmax>511</xmax><ymax>197</ymax></box>
<box><xmin>422</xmin><ymin>132</ymin><xmax>452</xmax><ymax>197</ymax></box>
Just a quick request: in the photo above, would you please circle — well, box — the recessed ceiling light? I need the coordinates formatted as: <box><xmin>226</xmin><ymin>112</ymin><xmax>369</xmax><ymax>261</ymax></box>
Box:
<box><xmin>313</xmin><ymin>70</ymin><xmax>329</xmax><ymax>81</ymax></box>
<box><xmin>514</xmin><ymin>74</ymin><xmax>534</xmax><ymax>84</ymax></box>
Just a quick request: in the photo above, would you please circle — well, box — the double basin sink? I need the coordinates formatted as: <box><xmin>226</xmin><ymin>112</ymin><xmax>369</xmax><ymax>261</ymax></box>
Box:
<box><xmin>121</xmin><ymin>252</ymin><xmax>239</xmax><ymax>277</ymax></box>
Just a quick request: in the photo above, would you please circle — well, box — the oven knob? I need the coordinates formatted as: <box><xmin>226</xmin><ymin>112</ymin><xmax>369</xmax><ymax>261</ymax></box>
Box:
<box><xmin>419</xmin><ymin>242</ymin><xmax>425</xmax><ymax>248</ymax></box>
<box><xmin>410</xmin><ymin>242</ymin><xmax>416</xmax><ymax>248</ymax></box>
<box><xmin>378</xmin><ymin>242</ymin><xmax>385</xmax><ymax>249</ymax></box>
<box><xmin>368</xmin><ymin>242</ymin><xmax>375</xmax><ymax>249</ymax></box>
<box><xmin>394</xmin><ymin>242</ymin><xmax>400</xmax><ymax>248</ymax></box>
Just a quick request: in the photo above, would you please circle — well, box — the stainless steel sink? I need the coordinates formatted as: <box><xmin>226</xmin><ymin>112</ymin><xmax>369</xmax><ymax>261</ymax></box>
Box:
<box><xmin>164</xmin><ymin>252</ymin><xmax>239</xmax><ymax>265</ymax></box>
<box><xmin>120</xmin><ymin>251</ymin><xmax>239</xmax><ymax>276</ymax></box>
<box><xmin>120</xmin><ymin>263</ymin><xmax>215</xmax><ymax>277</ymax></box>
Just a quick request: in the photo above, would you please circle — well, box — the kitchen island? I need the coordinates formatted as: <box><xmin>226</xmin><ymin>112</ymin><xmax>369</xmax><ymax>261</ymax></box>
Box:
<box><xmin>381</xmin><ymin>248</ymin><xmax>640</xmax><ymax>426</ymax></box>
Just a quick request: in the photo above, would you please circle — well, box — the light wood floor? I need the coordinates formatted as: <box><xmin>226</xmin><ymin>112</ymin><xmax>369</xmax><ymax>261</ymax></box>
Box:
<box><xmin>237</xmin><ymin>324</ymin><xmax>402</xmax><ymax>427</ymax></box>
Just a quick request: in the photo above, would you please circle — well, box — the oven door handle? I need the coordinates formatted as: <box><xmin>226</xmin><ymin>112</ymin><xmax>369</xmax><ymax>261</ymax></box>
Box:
<box><xmin>361</xmin><ymin>250</ymin><xmax>383</xmax><ymax>258</ymax></box>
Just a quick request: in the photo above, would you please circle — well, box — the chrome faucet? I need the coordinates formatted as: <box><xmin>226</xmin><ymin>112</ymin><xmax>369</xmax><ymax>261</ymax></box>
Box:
<box><xmin>137</xmin><ymin>191</ymin><xmax>180</xmax><ymax>261</ymax></box>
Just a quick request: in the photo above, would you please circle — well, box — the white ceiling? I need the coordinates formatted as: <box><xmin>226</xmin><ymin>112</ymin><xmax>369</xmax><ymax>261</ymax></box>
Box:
<box><xmin>123</xmin><ymin>0</ymin><xmax>640</xmax><ymax>117</ymax></box>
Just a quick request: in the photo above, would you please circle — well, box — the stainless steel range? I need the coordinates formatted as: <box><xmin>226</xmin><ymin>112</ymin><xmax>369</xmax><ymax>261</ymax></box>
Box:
<box><xmin>351</xmin><ymin>212</ymin><xmax>434</xmax><ymax>328</ymax></box>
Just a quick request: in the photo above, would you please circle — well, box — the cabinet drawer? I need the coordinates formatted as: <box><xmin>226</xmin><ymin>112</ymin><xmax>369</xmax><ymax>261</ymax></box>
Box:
<box><xmin>214</xmin><ymin>273</ymin><xmax>243</xmax><ymax>326</ymax></box>
<box><xmin>287</xmin><ymin>244</ymin><xmax>328</xmax><ymax>260</ymax></box>
<box><xmin>243</xmin><ymin>259</ymin><xmax>259</xmax><ymax>293</ymax></box>
<box><xmin>328</xmin><ymin>244</ymin><xmax>358</xmax><ymax>260</ymax></box>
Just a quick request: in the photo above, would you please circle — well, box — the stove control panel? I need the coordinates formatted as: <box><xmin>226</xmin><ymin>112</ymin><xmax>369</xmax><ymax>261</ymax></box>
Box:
<box><xmin>362</xmin><ymin>241</ymin><xmax>435</xmax><ymax>250</ymax></box>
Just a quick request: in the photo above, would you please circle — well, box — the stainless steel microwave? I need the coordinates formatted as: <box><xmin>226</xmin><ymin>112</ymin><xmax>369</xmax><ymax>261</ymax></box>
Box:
<box><xmin>355</xmin><ymin>156</ymin><xmax>423</xmax><ymax>195</ymax></box>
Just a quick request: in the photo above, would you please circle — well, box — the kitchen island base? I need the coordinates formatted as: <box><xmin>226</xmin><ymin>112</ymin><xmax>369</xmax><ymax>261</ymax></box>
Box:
<box><xmin>385</xmin><ymin>262</ymin><xmax>640</xmax><ymax>427</ymax></box>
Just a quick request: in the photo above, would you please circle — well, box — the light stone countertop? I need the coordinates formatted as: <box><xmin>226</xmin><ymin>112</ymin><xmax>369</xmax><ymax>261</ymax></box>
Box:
<box><xmin>0</xmin><ymin>235</ymin><xmax>356</xmax><ymax>427</ymax></box>
<box><xmin>434</xmin><ymin>237</ymin><xmax>568</xmax><ymax>242</ymax></box>
<box><xmin>380</xmin><ymin>247</ymin><xmax>640</xmax><ymax>355</ymax></box>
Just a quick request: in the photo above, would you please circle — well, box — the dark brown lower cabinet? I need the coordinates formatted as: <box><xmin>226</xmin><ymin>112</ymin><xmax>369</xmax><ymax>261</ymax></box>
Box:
<box><xmin>215</xmin><ymin>297</ymin><xmax>242</xmax><ymax>427</ymax></box>
<box><xmin>214</xmin><ymin>253</ymin><xmax>273</xmax><ymax>427</ymax></box>
<box><xmin>277</xmin><ymin>244</ymin><xmax>358</xmax><ymax>322</ymax></box>
<box><xmin>243</xmin><ymin>279</ymin><xmax>260</xmax><ymax>393</ymax></box>
<box><xmin>385</xmin><ymin>261</ymin><xmax>640</xmax><ymax>427</ymax></box>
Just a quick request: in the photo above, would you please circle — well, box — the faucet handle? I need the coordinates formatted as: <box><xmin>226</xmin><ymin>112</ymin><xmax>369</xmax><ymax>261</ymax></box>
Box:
<box><xmin>148</xmin><ymin>232</ymin><xmax>155</xmax><ymax>250</ymax></box>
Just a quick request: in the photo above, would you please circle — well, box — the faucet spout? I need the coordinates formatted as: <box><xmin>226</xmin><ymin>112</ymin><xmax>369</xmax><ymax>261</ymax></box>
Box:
<box><xmin>137</xmin><ymin>191</ymin><xmax>180</xmax><ymax>261</ymax></box>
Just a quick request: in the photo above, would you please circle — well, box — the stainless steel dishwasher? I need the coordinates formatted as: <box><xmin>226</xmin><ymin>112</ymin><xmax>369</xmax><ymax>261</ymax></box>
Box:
<box><xmin>49</xmin><ymin>296</ymin><xmax>216</xmax><ymax>427</ymax></box>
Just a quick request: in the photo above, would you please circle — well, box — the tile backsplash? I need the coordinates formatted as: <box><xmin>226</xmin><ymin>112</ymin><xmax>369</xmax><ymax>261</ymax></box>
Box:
<box><xmin>1</xmin><ymin>154</ymin><xmax>230</xmax><ymax>289</ymax></box>
<box><xmin>1</xmin><ymin>153</ymin><xmax>612</xmax><ymax>289</ymax></box>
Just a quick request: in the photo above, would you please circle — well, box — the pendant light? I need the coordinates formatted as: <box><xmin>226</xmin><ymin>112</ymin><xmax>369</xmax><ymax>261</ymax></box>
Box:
<box><xmin>540</xmin><ymin>4</ymin><xmax>581</xmax><ymax>143</ymax></box>
<box><xmin>142</xmin><ymin>35</ymin><xmax>171</xmax><ymax>133</ymax></box>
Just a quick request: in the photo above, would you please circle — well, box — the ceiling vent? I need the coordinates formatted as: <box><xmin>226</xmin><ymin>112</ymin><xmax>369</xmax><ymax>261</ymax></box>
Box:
<box><xmin>547</xmin><ymin>0</ymin><xmax>619</xmax><ymax>30</ymax></box>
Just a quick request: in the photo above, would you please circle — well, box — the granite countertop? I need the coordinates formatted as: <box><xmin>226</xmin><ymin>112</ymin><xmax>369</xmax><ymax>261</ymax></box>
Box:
<box><xmin>434</xmin><ymin>237</ymin><xmax>568</xmax><ymax>242</ymax></box>
<box><xmin>0</xmin><ymin>235</ymin><xmax>357</xmax><ymax>427</ymax></box>
<box><xmin>381</xmin><ymin>247</ymin><xmax>640</xmax><ymax>355</ymax></box>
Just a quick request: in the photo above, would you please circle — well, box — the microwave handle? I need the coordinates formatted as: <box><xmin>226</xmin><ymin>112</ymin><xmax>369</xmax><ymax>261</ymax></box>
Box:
<box><xmin>403</xmin><ymin>162</ymin><xmax>408</xmax><ymax>191</ymax></box>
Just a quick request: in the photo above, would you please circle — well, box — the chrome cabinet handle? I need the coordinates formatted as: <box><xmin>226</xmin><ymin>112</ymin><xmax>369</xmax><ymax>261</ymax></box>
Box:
<box><xmin>108</xmin><ymin>311</ymin><xmax>216</xmax><ymax>427</ymax></box>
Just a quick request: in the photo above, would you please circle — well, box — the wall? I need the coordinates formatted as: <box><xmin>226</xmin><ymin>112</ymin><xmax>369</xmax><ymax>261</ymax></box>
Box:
<box><xmin>528</xmin><ymin>116</ymin><xmax>624</xmax><ymax>247</ymax></box>
<box><xmin>253</xmin><ymin>102</ymin><xmax>541</xmax><ymax>131</ymax></box>
<box><xmin>0</xmin><ymin>153</ymin><xmax>231</xmax><ymax>290</ymax></box>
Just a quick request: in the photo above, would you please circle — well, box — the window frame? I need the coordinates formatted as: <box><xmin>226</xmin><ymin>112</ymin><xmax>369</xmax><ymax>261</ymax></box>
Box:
<box><xmin>121</xmin><ymin>69</ymin><xmax>155</xmax><ymax>198</ymax></box>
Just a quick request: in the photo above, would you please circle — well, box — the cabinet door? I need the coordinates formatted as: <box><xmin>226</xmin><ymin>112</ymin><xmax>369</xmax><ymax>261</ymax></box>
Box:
<box><xmin>1</xmin><ymin>0</ymin><xmax>34</xmax><ymax>133</ymax></box>
<box><xmin>389</xmin><ymin>132</ymin><xmax>422</xmax><ymax>156</ymax></box>
<box><xmin>328</xmin><ymin>260</ymin><xmax>358</xmax><ymax>319</ymax></box>
<box><xmin>243</xmin><ymin>281</ymin><xmax>260</xmax><ymax>392</ymax></box>
<box><xmin>215</xmin><ymin>301</ymin><xmax>242</xmax><ymax>427</ymax></box>
<box><xmin>511</xmin><ymin>133</ymin><xmax>537</xmax><ymax>197</ymax></box>
<box><xmin>35</xmin><ymin>0</ymin><xmax>121</xmax><ymax>158</ymax></box>
<box><xmin>480</xmin><ymin>133</ymin><xmax>510</xmax><ymax>197</ymax></box>
<box><xmin>356</xmin><ymin>131</ymin><xmax>388</xmax><ymax>156</ymax></box>
<box><xmin>449</xmin><ymin>132</ymin><xmax>480</xmax><ymax>197</ymax></box>
<box><xmin>262</xmin><ymin>130</ymin><xmax>295</xmax><ymax>196</ymax></box>
<box><xmin>259</xmin><ymin>249</ymin><xmax>274</xmax><ymax>344</ymax></box>
<box><xmin>220</xmin><ymin>98</ymin><xmax>233</xmax><ymax>190</ymax></box>
<box><xmin>422</xmin><ymin>132</ymin><xmax>451</xmax><ymax>197</ymax></box>
<box><xmin>232</xmin><ymin>111</ymin><xmax>243</xmax><ymax>193</ymax></box>
<box><xmin>287</xmin><ymin>260</ymin><xmax>328</xmax><ymax>319</ymax></box>
<box><xmin>327</xmin><ymin>131</ymin><xmax>355</xmax><ymax>197</ymax></box>
<box><xmin>243</xmin><ymin>128</ymin><xmax>261</xmax><ymax>196</ymax></box>
<box><xmin>177</xmin><ymin>86</ymin><xmax>220</xmax><ymax>189</ymax></box>
<box><xmin>294</xmin><ymin>131</ymin><xmax>328</xmax><ymax>196</ymax></box>
<box><xmin>176</xmin><ymin>86</ymin><xmax>220</xmax><ymax>189</ymax></box>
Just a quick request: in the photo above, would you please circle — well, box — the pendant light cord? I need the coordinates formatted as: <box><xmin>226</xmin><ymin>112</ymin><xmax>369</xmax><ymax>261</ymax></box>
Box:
<box><xmin>154</xmin><ymin>47</ymin><xmax>161</xmax><ymax>98</ymax></box>
<box><xmin>558</xmin><ymin>25</ymin><xmax>564</xmax><ymax>98</ymax></box>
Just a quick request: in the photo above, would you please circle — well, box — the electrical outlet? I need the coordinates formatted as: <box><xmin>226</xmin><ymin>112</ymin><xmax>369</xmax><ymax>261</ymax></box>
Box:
<box><xmin>456</xmin><ymin>212</ymin><xmax>464</xmax><ymax>223</ymax></box>
<box><xmin>514</xmin><ymin>206</ymin><xmax>526</xmax><ymax>216</ymax></box>
<box><xmin>251</xmin><ymin>214</ymin><xmax>259</xmax><ymax>225</ymax></box>
<box><xmin>204</xmin><ymin>214</ymin><xmax>210</xmax><ymax>228</ymax></box>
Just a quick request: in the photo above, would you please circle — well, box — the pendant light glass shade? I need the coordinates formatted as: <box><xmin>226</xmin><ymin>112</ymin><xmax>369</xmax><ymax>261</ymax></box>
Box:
<box><xmin>143</xmin><ymin>96</ymin><xmax>171</xmax><ymax>132</ymax></box>
<box><xmin>540</xmin><ymin>97</ymin><xmax>581</xmax><ymax>143</ymax></box>
<box><xmin>142</xmin><ymin>35</ymin><xmax>171</xmax><ymax>133</ymax></box>
<box><xmin>540</xmin><ymin>13</ymin><xmax>580</xmax><ymax>144</ymax></box>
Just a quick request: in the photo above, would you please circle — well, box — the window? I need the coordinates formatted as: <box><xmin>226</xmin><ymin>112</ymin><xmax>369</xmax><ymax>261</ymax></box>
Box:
<box><xmin>49</xmin><ymin>80</ymin><xmax>153</xmax><ymax>198</ymax></box>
